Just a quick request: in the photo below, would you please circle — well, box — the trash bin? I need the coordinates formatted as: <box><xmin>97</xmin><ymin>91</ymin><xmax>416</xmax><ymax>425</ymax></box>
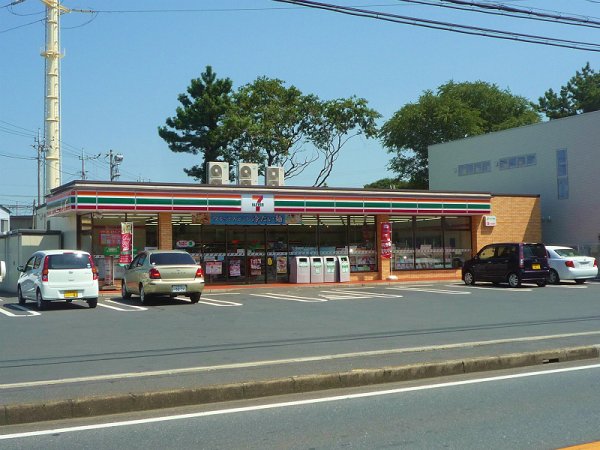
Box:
<box><xmin>290</xmin><ymin>256</ymin><xmax>311</xmax><ymax>284</ymax></box>
<box><xmin>310</xmin><ymin>256</ymin><xmax>324</xmax><ymax>283</ymax></box>
<box><xmin>323</xmin><ymin>256</ymin><xmax>338</xmax><ymax>283</ymax></box>
<box><xmin>337</xmin><ymin>256</ymin><xmax>351</xmax><ymax>282</ymax></box>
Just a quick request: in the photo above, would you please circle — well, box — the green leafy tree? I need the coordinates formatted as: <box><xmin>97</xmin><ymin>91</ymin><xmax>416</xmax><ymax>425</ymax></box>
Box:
<box><xmin>158</xmin><ymin>66</ymin><xmax>234</xmax><ymax>183</ymax></box>
<box><xmin>380</xmin><ymin>81</ymin><xmax>540</xmax><ymax>188</ymax></box>
<box><xmin>363</xmin><ymin>177</ymin><xmax>412</xmax><ymax>189</ymax></box>
<box><xmin>537</xmin><ymin>63</ymin><xmax>600</xmax><ymax>119</ymax></box>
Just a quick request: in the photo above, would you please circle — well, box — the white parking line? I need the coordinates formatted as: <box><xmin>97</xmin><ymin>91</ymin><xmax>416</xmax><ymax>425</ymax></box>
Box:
<box><xmin>194</xmin><ymin>297</ymin><xmax>242</xmax><ymax>307</ymax></box>
<box><xmin>0</xmin><ymin>304</ymin><xmax>40</xmax><ymax>317</ymax></box>
<box><xmin>249</xmin><ymin>293</ymin><xmax>328</xmax><ymax>302</ymax></box>
<box><xmin>97</xmin><ymin>300</ymin><xmax>148</xmax><ymax>311</ymax></box>
<box><xmin>446</xmin><ymin>284</ymin><xmax>533</xmax><ymax>292</ymax></box>
<box><xmin>387</xmin><ymin>286</ymin><xmax>470</xmax><ymax>295</ymax></box>
<box><xmin>546</xmin><ymin>284</ymin><xmax>588</xmax><ymax>289</ymax></box>
<box><xmin>320</xmin><ymin>290</ymin><xmax>404</xmax><ymax>299</ymax></box>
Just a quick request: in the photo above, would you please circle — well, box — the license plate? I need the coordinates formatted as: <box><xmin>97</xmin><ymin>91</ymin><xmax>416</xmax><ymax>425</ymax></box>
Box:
<box><xmin>532</xmin><ymin>264</ymin><xmax>540</xmax><ymax>270</ymax></box>
<box><xmin>172</xmin><ymin>285</ymin><xmax>186</xmax><ymax>293</ymax></box>
<box><xmin>64</xmin><ymin>291</ymin><xmax>78</xmax><ymax>298</ymax></box>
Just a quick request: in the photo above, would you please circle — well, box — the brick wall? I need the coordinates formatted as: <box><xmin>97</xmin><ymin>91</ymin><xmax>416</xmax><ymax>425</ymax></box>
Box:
<box><xmin>158</xmin><ymin>213</ymin><xmax>173</xmax><ymax>250</ymax></box>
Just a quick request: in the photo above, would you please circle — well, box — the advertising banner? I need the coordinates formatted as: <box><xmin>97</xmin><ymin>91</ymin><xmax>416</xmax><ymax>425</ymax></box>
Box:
<box><xmin>380</xmin><ymin>222</ymin><xmax>392</xmax><ymax>259</ymax></box>
<box><xmin>119</xmin><ymin>222</ymin><xmax>133</xmax><ymax>265</ymax></box>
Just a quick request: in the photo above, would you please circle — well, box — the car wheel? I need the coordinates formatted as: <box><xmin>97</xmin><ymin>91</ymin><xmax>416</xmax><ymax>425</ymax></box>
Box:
<box><xmin>507</xmin><ymin>273</ymin><xmax>521</xmax><ymax>288</ymax></box>
<box><xmin>548</xmin><ymin>269</ymin><xmax>560</xmax><ymax>285</ymax></box>
<box><xmin>575</xmin><ymin>279</ymin><xmax>586</xmax><ymax>284</ymax></box>
<box><xmin>189</xmin><ymin>293</ymin><xmax>201</xmax><ymax>304</ymax></box>
<box><xmin>121</xmin><ymin>281</ymin><xmax>131</xmax><ymax>299</ymax></box>
<box><xmin>140</xmin><ymin>285</ymin><xmax>149</xmax><ymax>305</ymax></box>
<box><xmin>36</xmin><ymin>290</ymin><xmax>48</xmax><ymax>310</ymax></box>
<box><xmin>536</xmin><ymin>279</ymin><xmax>547</xmax><ymax>287</ymax></box>
<box><xmin>87</xmin><ymin>298</ymin><xmax>98</xmax><ymax>308</ymax></box>
<box><xmin>463</xmin><ymin>271</ymin><xmax>475</xmax><ymax>286</ymax></box>
<box><xmin>17</xmin><ymin>286</ymin><xmax>26</xmax><ymax>305</ymax></box>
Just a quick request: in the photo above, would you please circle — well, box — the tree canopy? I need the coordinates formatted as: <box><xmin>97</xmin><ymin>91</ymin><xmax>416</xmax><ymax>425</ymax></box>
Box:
<box><xmin>159</xmin><ymin>68</ymin><xmax>380</xmax><ymax>186</ymax></box>
<box><xmin>379</xmin><ymin>81</ymin><xmax>540</xmax><ymax>188</ymax></box>
<box><xmin>537</xmin><ymin>63</ymin><xmax>600</xmax><ymax>119</ymax></box>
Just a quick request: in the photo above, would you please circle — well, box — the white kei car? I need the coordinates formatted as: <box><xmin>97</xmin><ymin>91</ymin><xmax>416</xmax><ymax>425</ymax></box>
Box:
<box><xmin>17</xmin><ymin>250</ymin><xmax>99</xmax><ymax>309</ymax></box>
<box><xmin>545</xmin><ymin>245</ymin><xmax>598</xmax><ymax>285</ymax></box>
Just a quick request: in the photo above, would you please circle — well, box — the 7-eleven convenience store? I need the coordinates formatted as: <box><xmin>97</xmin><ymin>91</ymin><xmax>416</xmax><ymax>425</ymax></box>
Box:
<box><xmin>41</xmin><ymin>180</ymin><xmax>541</xmax><ymax>286</ymax></box>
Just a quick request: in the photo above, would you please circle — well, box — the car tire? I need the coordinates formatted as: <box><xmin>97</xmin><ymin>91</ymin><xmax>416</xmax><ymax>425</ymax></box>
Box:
<box><xmin>121</xmin><ymin>281</ymin><xmax>131</xmax><ymax>299</ymax></box>
<box><xmin>548</xmin><ymin>269</ymin><xmax>560</xmax><ymax>285</ymax></box>
<box><xmin>575</xmin><ymin>279</ymin><xmax>586</xmax><ymax>284</ymax></box>
<box><xmin>36</xmin><ymin>289</ymin><xmax>48</xmax><ymax>310</ymax></box>
<box><xmin>87</xmin><ymin>298</ymin><xmax>98</xmax><ymax>308</ymax></box>
<box><xmin>536</xmin><ymin>279</ymin><xmax>547</xmax><ymax>287</ymax></box>
<box><xmin>140</xmin><ymin>285</ymin><xmax>149</xmax><ymax>305</ymax></box>
<box><xmin>17</xmin><ymin>286</ymin><xmax>26</xmax><ymax>305</ymax></box>
<box><xmin>507</xmin><ymin>273</ymin><xmax>521</xmax><ymax>288</ymax></box>
<box><xmin>189</xmin><ymin>293</ymin><xmax>201</xmax><ymax>304</ymax></box>
<box><xmin>463</xmin><ymin>271</ymin><xmax>475</xmax><ymax>286</ymax></box>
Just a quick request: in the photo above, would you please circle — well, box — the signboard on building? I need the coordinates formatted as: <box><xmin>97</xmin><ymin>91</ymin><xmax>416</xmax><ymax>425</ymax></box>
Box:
<box><xmin>380</xmin><ymin>222</ymin><xmax>392</xmax><ymax>259</ymax></box>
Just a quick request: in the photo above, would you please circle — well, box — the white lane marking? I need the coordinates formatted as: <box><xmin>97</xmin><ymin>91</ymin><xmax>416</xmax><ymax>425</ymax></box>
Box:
<box><xmin>249</xmin><ymin>293</ymin><xmax>328</xmax><ymax>302</ymax></box>
<box><xmin>96</xmin><ymin>301</ymin><xmax>148</xmax><ymax>312</ymax></box>
<box><xmin>386</xmin><ymin>287</ymin><xmax>469</xmax><ymax>295</ymax></box>
<box><xmin>3</xmin><ymin>362</ymin><xmax>600</xmax><ymax>440</ymax></box>
<box><xmin>0</xmin><ymin>304</ymin><xmax>40</xmax><ymax>317</ymax></box>
<box><xmin>195</xmin><ymin>297</ymin><xmax>242</xmax><ymax>307</ymax></box>
<box><xmin>447</xmin><ymin>284</ymin><xmax>533</xmax><ymax>292</ymax></box>
<box><xmin>546</xmin><ymin>284</ymin><xmax>588</xmax><ymax>289</ymax></box>
<box><xmin>200</xmin><ymin>292</ymin><xmax>242</xmax><ymax>295</ymax></box>
<box><xmin>320</xmin><ymin>290</ymin><xmax>404</xmax><ymax>299</ymax></box>
<box><xmin>4</xmin><ymin>329</ymin><xmax>600</xmax><ymax>390</ymax></box>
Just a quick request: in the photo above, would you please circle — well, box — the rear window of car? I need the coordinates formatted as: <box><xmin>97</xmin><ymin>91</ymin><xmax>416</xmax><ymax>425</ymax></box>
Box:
<box><xmin>47</xmin><ymin>253</ymin><xmax>91</xmax><ymax>270</ymax></box>
<box><xmin>149</xmin><ymin>253</ymin><xmax>195</xmax><ymax>265</ymax></box>
<box><xmin>523</xmin><ymin>244</ymin><xmax>546</xmax><ymax>258</ymax></box>
<box><xmin>554</xmin><ymin>248</ymin><xmax>580</xmax><ymax>257</ymax></box>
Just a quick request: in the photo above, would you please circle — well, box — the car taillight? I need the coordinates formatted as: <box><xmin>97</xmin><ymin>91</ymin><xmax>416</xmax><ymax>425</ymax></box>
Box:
<box><xmin>519</xmin><ymin>246</ymin><xmax>524</xmax><ymax>269</ymax></box>
<box><xmin>195</xmin><ymin>267</ymin><xmax>204</xmax><ymax>278</ymax></box>
<box><xmin>594</xmin><ymin>259</ymin><xmax>598</xmax><ymax>268</ymax></box>
<box><xmin>87</xmin><ymin>254</ymin><xmax>98</xmax><ymax>280</ymax></box>
<box><xmin>41</xmin><ymin>256</ymin><xmax>49</xmax><ymax>282</ymax></box>
<box><xmin>149</xmin><ymin>268</ymin><xmax>161</xmax><ymax>279</ymax></box>
<box><xmin>565</xmin><ymin>260</ymin><xmax>575</xmax><ymax>268</ymax></box>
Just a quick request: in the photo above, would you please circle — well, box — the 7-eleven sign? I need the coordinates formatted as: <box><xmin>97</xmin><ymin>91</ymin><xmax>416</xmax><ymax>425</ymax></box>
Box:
<box><xmin>241</xmin><ymin>194</ymin><xmax>274</xmax><ymax>213</ymax></box>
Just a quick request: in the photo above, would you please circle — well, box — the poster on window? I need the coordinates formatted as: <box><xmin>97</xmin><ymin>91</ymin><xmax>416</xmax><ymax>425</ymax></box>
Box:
<box><xmin>276</xmin><ymin>256</ymin><xmax>287</xmax><ymax>274</ymax></box>
<box><xmin>380</xmin><ymin>222</ymin><xmax>392</xmax><ymax>259</ymax></box>
<box><xmin>119</xmin><ymin>222</ymin><xmax>133</xmax><ymax>265</ymax></box>
<box><xmin>250</xmin><ymin>257</ymin><xmax>262</xmax><ymax>276</ymax></box>
<box><xmin>229</xmin><ymin>259</ymin><xmax>241</xmax><ymax>277</ymax></box>
<box><xmin>205</xmin><ymin>261</ymin><xmax>222</xmax><ymax>275</ymax></box>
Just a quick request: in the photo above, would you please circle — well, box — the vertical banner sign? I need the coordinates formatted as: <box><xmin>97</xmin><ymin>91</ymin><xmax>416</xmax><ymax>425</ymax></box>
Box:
<box><xmin>119</xmin><ymin>222</ymin><xmax>133</xmax><ymax>265</ymax></box>
<box><xmin>380</xmin><ymin>222</ymin><xmax>392</xmax><ymax>259</ymax></box>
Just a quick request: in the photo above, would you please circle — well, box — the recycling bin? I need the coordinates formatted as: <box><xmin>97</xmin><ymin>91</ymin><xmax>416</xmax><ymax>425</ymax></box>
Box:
<box><xmin>290</xmin><ymin>256</ymin><xmax>311</xmax><ymax>284</ymax></box>
<box><xmin>323</xmin><ymin>256</ymin><xmax>338</xmax><ymax>283</ymax></box>
<box><xmin>337</xmin><ymin>255</ymin><xmax>351</xmax><ymax>282</ymax></box>
<box><xmin>310</xmin><ymin>256</ymin><xmax>324</xmax><ymax>283</ymax></box>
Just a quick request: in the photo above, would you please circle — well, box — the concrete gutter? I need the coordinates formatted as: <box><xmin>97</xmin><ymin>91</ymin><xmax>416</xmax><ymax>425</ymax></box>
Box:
<box><xmin>2</xmin><ymin>345</ymin><xmax>598</xmax><ymax>426</ymax></box>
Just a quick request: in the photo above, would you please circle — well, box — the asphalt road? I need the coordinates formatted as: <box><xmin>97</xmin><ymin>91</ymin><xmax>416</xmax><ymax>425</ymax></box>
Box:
<box><xmin>2</xmin><ymin>281</ymin><xmax>600</xmax><ymax>407</ymax></box>
<box><xmin>1</xmin><ymin>360</ymin><xmax>600</xmax><ymax>449</ymax></box>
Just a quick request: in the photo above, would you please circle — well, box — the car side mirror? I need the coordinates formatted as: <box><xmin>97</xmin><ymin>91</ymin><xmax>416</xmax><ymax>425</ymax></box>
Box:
<box><xmin>17</xmin><ymin>265</ymin><xmax>24</xmax><ymax>272</ymax></box>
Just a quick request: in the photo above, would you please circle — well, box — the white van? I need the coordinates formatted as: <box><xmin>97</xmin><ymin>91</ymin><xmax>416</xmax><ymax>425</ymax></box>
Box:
<box><xmin>17</xmin><ymin>250</ymin><xmax>99</xmax><ymax>309</ymax></box>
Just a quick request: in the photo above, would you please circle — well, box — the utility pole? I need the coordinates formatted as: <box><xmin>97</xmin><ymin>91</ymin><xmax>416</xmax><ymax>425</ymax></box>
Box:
<box><xmin>32</xmin><ymin>132</ymin><xmax>46</xmax><ymax>206</ymax></box>
<box><xmin>107</xmin><ymin>149</ymin><xmax>124</xmax><ymax>181</ymax></box>
<box><xmin>78</xmin><ymin>149</ymin><xmax>101</xmax><ymax>180</ymax></box>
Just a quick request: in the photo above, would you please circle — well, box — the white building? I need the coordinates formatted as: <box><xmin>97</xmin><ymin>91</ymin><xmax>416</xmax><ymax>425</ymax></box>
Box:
<box><xmin>0</xmin><ymin>206</ymin><xmax>9</xmax><ymax>234</ymax></box>
<box><xmin>429</xmin><ymin>110</ymin><xmax>600</xmax><ymax>251</ymax></box>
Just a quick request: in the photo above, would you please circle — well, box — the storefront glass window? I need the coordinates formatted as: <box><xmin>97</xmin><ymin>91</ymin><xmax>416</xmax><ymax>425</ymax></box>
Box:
<box><xmin>318</xmin><ymin>215</ymin><xmax>348</xmax><ymax>256</ymax></box>
<box><xmin>415</xmin><ymin>217</ymin><xmax>443</xmax><ymax>269</ymax></box>
<box><xmin>348</xmin><ymin>215</ymin><xmax>377</xmax><ymax>272</ymax></box>
<box><xmin>391</xmin><ymin>217</ymin><xmax>415</xmax><ymax>270</ymax></box>
<box><xmin>289</xmin><ymin>215</ymin><xmax>318</xmax><ymax>256</ymax></box>
<box><xmin>443</xmin><ymin>217</ymin><xmax>472</xmax><ymax>268</ymax></box>
<box><xmin>201</xmin><ymin>226</ymin><xmax>227</xmax><ymax>283</ymax></box>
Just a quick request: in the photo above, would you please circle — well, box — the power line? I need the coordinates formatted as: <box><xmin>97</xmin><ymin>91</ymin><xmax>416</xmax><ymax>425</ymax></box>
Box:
<box><xmin>273</xmin><ymin>0</ymin><xmax>600</xmax><ymax>52</ymax></box>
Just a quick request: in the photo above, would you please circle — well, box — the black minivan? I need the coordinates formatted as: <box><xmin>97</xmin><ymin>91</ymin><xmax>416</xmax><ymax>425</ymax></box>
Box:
<box><xmin>462</xmin><ymin>243</ymin><xmax>549</xmax><ymax>288</ymax></box>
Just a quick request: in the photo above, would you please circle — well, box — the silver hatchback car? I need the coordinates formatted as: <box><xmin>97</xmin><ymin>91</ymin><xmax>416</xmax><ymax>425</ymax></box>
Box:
<box><xmin>121</xmin><ymin>250</ymin><xmax>205</xmax><ymax>304</ymax></box>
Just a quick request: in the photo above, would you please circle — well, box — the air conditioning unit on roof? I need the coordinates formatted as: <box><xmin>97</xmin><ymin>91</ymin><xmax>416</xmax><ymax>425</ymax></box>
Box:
<box><xmin>207</xmin><ymin>161</ymin><xmax>229</xmax><ymax>185</ymax></box>
<box><xmin>265</xmin><ymin>166</ymin><xmax>284</xmax><ymax>186</ymax></box>
<box><xmin>238</xmin><ymin>163</ymin><xmax>258</xmax><ymax>186</ymax></box>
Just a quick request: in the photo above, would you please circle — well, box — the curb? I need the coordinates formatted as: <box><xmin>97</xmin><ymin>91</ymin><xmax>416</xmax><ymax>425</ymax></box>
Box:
<box><xmin>2</xmin><ymin>345</ymin><xmax>599</xmax><ymax>426</ymax></box>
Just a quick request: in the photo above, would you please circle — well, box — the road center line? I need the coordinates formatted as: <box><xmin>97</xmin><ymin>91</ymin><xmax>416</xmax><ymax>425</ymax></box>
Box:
<box><xmin>2</xmin><ymin>330</ymin><xmax>600</xmax><ymax>390</ymax></box>
<box><xmin>3</xmin><ymin>362</ymin><xmax>600</xmax><ymax>440</ymax></box>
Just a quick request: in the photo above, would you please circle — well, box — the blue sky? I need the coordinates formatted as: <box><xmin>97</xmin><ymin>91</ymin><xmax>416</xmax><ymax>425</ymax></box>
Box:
<box><xmin>1</xmin><ymin>0</ymin><xmax>599</xmax><ymax>211</ymax></box>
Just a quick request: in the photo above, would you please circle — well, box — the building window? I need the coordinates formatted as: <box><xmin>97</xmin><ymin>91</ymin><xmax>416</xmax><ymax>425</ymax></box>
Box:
<box><xmin>498</xmin><ymin>153</ymin><xmax>537</xmax><ymax>170</ymax></box>
<box><xmin>458</xmin><ymin>160</ymin><xmax>491</xmax><ymax>176</ymax></box>
<box><xmin>556</xmin><ymin>148</ymin><xmax>569</xmax><ymax>200</ymax></box>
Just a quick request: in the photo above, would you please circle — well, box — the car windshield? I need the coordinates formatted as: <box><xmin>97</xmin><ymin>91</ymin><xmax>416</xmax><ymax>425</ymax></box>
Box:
<box><xmin>149</xmin><ymin>253</ymin><xmax>195</xmax><ymax>265</ymax></box>
<box><xmin>523</xmin><ymin>244</ymin><xmax>547</xmax><ymax>258</ymax></box>
<box><xmin>554</xmin><ymin>248</ymin><xmax>580</xmax><ymax>258</ymax></box>
<box><xmin>47</xmin><ymin>253</ymin><xmax>91</xmax><ymax>270</ymax></box>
